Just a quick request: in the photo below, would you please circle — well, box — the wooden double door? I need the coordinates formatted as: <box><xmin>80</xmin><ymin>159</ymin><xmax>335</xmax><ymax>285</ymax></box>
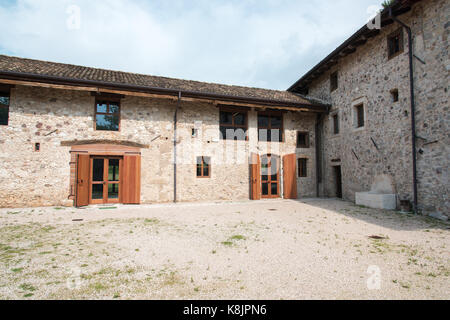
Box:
<box><xmin>76</xmin><ymin>154</ymin><xmax>141</xmax><ymax>207</ymax></box>
<box><xmin>250</xmin><ymin>153</ymin><xmax>297</xmax><ymax>200</ymax></box>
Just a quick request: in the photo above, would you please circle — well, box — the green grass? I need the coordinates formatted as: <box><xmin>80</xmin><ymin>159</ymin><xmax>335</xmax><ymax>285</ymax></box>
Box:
<box><xmin>19</xmin><ymin>283</ymin><xmax>36</xmax><ymax>292</ymax></box>
<box><xmin>11</xmin><ymin>267</ymin><xmax>24</xmax><ymax>273</ymax></box>
<box><xmin>98</xmin><ymin>207</ymin><xmax>117</xmax><ymax>210</ymax></box>
<box><xmin>230</xmin><ymin>235</ymin><xmax>246</xmax><ymax>241</ymax></box>
<box><xmin>144</xmin><ymin>218</ymin><xmax>160</xmax><ymax>224</ymax></box>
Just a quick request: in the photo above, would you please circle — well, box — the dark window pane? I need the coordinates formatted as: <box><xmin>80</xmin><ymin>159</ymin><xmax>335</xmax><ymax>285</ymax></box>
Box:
<box><xmin>234</xmin><ymin>113</ymin><xmax>245</xmax><ymax>126</ymax></box>
<box><xmin>220</xmin><ymin>111</ymin><xmax>232</xmax><ymax>125</ymax></box>
<box><xmin>108</xmin><ymin>159</ymin><xmax>120</xmax><ymax>182</ymax></box>
<box><xmin>333</xmin><ymin>115</ymin><xmax>339</xmax><ymax>134</ymax></box>
<box><xmin>271</xmin><ymin>183</ymin><xmax>278</xmax><ymax>195</ymax></box>
<box><xmin>109</xmin><ymin>104</ymin><xmax>119</xmax><ymax>114</ymax></box>
<box><xmin>271</xmin><ymin>116</ymin><xmax>282</xmax><ymax>128</ymax></box>
<box><xmin>262</xmin><ymin>183</ymin><xmax>269</xmax><ymax>196</ymax></box>
<box><xmin>0</xmin><ymin>106</ymin><xmax>8</xmax><ymax>125</ymax></box>
<box><xmin>196</xmin><ymin>165</ymin><xmax>202</xmax><ymax>177</ymax></box>
<box><xmin>108</xmin><ymin>184</ymin><xmax>119</xmax><ymax>199</ymax></box>
<box><xmin>96</xmin><ymin>114</ymin><xmax>119</xmax><ymax>131</ymax></box>
<box><xmin>0</xmin><ymin>95</ymin><xmax>9</xmax><ymax>106</ymax></box>
<box><xmin>298</xmin><ymin>159</ymin><xmax>308</xmax><ymax>177</ymax></box>
<box><xmin>258</xmin><ymin>115</ymin><xmax>269</xmax><ymax>127</ymax></box>
<box><xmin>203</xmin><ymin>165</ymin><xmax>209</xmax><ymax>177</ymax></box>
<box><xmin>92</xmin><ymin>184</ymin><xmax>103</xmax><ymax>200</ymax></box>
<box><xmin>356</xmin><ymin>105</ymin><xmax>364</xmax><ymax>128</ymax></box>
<box><xmin>96</xmin><ymin>103</ymin><xmax>107</xmax><ymax>113</ymax></box>
<box><xmin>93</xmin><ymin>159</ymin><xmax>104</xmax><ymax>182</ymax></box>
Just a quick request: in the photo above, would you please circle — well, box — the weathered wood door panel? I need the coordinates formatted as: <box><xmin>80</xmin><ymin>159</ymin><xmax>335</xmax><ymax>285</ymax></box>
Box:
<box><xmin>283</xmin><ymin>154</ymin><xmax>298</xmax><ymax>199</ymax></box>
<box><xmin>122</xmin><ymin>154</ymin><xmax>141</xmax><ymax>204</ymax></box>
<box><xmin>250</xmin><ymin>153</ymin><xmax>261</xmax><ymax>200</ymax></box>
<box><xmin>76</xmin><ymin>154</ymin><xmax>90</xmax><ymax>207</ymax></box>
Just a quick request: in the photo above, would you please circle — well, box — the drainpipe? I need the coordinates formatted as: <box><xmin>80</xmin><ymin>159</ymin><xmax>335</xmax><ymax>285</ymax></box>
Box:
<box><xmin>389</xmin><ymin>8</ymin><xmax>418</xmax><ymax>214</ymax></box>
<box><xmin>174</xmin><ymin>91</ymin><xmax>181</xmax><ymax>203</ymax></box>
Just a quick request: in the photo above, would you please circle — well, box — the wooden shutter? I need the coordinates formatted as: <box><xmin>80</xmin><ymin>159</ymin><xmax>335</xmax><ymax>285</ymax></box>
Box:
<box><xmin>283</xmin><ymin>154</ymin><xmax>298</xmax><ymax>199</ymax></box>
<box><xmin>250</xmin><ymin>153</ymin><xmax>261</xmax><ymax>200</ymax></box>
<box><xmin>76</xmin><ymin>154</ymin><xmax>90</xmax><ymax>207</ymax></box>
<box><xmin>122</xmin><ymin>154</ymin><xmax>141</xmax><ymax>204</ymax></box>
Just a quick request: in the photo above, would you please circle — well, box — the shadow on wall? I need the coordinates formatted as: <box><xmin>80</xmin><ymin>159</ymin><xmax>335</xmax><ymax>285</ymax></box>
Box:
<box><xmin>293</xmin><ymin>198</ymin><xmax>450</xmax><ymax>232</ymax></box>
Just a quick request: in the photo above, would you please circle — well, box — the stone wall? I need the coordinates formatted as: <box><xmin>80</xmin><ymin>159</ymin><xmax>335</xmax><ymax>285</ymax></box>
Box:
<box><xmin>306</xmin><ymin>0</ymin><xmax>449</xmax><ymax>217</ymax></box>
<box><xmin>0</xmin><ymin>85</ymin><xmax>318</xmax><ymax>207</ymax></box>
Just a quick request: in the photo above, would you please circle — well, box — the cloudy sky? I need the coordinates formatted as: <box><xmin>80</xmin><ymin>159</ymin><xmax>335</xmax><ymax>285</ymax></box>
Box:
<box><xmin>0</xmin><ymin>0</ymin><xmax>382</xmax><ymax>90</ymax></box>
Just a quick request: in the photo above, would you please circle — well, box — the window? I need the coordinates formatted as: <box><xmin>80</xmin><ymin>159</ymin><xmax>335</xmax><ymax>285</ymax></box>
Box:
<box><xmin>330</xmin><ymin>72</ymin><xmax>338</xmax><ymax>92</ymax></box>
<box><xmin>296</xmin><ymin>132</ymin><xmax>310</xmax><ymax>148</ymax></box>
<box><xmin>34</xmin><ymin>143</ymin><xmax>40</xmax><ymax>152</ymax></box>
<box><xmin>192</xmin><ymin>128</ymin><xmax>198</xmax><ymax>138</ymax></box>
<box><xmin>333</xmin><ymin>114</ymin><xmax>340</xmax><ymax>134</ymax></box>
<box><xmin>196</xmin><ymin>156</ymin><xmax>211</xmax><ymax>178</ymax></box>
<box><xmin>355</xmin><ymin>104</ymin><xmax>365</xmax><ymax>128</ymax></box>
<box><xmin>258</xmin><ymin>112</ymin><xmax>283</xmax><ymax>142</ymax></box>
<box><xmin>298</xmin><ymin>158</ymin><xmax>308</xmax><ymax>178</ymax></box>
<box><xmin>391</xmin><ymin>89</ymin><xmax>399</xmax><ymax>102</ymax></box>
<box><xmin>387</xmin><ymin>28</ymin><xmax>404</xmax><ymax>59</ymax></box>
<box><xmin>0</xmin><ymin>90</ymin><xmax>10</xmax><ymax>126</ymax></box>
<box><xmin>219</xmin><ymin>108</ymin><xmax>248</xmax><ymax>140</ymax></box>
<box><xmin>95</xmin><ymin>100</ymin><xmax>120</xmax><ymax>131</ymax></box>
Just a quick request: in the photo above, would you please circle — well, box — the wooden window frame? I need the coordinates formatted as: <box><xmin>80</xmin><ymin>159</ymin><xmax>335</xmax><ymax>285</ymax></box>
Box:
<box><xmin>296</xmin><ymin>131</ymin><xmax>310</xmax><ymax>148</ymax></box>
<box><xmin>330</xmin><ymin>71</ymin><xmax>338</xmax><ymax>92</ymax></box>
<box><xmin>387</xmin><ymin>28</ymin><xmax>404</xmax><ymax>60</ymax></box>
<box><xmin>257</xmin><ymin>111</ymin><xmax>284</xmax><ymax>142</ymax></box>
<box><xmin>196</xmin><ymin>156</ymin><xmax>211</xmax><ymax>178</ymax></box>
<box><xmin>219</xmin><ymin>106</ymin><xmax>248</xmax><ymax>141</ymax></box>
<box><xmin>0</xmin><ymin>90</ymin><xmax>10</xmax><ymax>126</ymax></box>
<box><xmin>94</xmin><ymin>98</ymin><xmax>121</xmax><ymax>132</ymax></box>
<box><xmin>355</xmin><ymin>104</ymin><xmax>365</xmax><ymax>128</ymax></box>
<box><xmin>298</xmin><ymin>158</ymin><xmax>308</xmax><ymax>178</ymax></box>
<box><xmin>333</xmin><ymin>113</ymin><xmax>340</xmax><ymax>134</ymax></box>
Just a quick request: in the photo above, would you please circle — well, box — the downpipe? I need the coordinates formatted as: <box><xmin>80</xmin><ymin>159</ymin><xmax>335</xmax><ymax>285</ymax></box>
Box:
<box><xmin>173</xmin><ymin>91</ymin><xmax>181</xmax><ymax>203</ymax></box>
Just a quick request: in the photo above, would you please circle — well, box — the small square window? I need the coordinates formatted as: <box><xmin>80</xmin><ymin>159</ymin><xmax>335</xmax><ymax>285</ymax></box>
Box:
<box><xmin>330</xmin><ymin>72</ymin><xmax>338</xmax><ymax>92</ymax></box>
<box><xmin>219</xmin><ymin>108</ymin><xmax>248</xmax><ymax>141</ymax></box>
<box><xmin>95</xmin><ymin>100</ymin><xmax>120</xmax><ymax>131</ymax></box>
<box><xmin>296</xmin><ymin>132</ymin><xmax>310</xmax><ymax>148</ymax></box>
<box><xmin>333</xmin><ymin>114</ymin><xmax>340</xmax><ymax>134</ymax></box>
<box><xmin>387</xmin><ymin>28</ymin><xmax>404</xmax><ymax>59</ymax></box>
<box><xmin>355</xmin><ymin>104</ymin><xmax>365</xmax><ymax>128</ymax></box>
<box><xmin>298</xmin><ymin>158</ymin><xmax>308</xmax><ymax>178</ymax></box>
<box><xmin>196</xmin><ymin>156</ymin><xmax>211</xmax><ymax>178</ymax></box>
<box><xmin>391</xmin><ymin>89</ymin><xmax>399</xmax><ymax>102</ymax></box>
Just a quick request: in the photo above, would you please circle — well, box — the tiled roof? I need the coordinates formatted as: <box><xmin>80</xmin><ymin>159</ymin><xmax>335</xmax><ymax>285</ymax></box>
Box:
<box><xmin>0</xmin><ymin>55</ymin><xmax>326</xmax><ymax>109</ymax></box>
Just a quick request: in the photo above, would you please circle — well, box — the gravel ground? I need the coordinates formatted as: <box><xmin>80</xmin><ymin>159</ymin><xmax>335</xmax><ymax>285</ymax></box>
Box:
<box><xmin>0</xmin><ymin>199</ymin><xmax>448</xmax><ymax>300</ymax></box>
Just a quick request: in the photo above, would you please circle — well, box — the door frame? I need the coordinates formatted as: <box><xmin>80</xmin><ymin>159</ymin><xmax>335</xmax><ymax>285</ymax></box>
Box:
<box><xmin>260</xmin><ymin>154</ymin><xmax>281</xmax><ymax>199</ymax></box>
<box><xmin>89</xmin><ymin>156</ymin><xmax>123</xmax><ymax>205</ymax></box>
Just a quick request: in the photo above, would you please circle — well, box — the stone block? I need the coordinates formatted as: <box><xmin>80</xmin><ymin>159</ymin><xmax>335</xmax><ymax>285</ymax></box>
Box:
<box><xmin>355</xmin><ymin>192</ymin><xmax>397</xmax><ymax>210</ymax></box>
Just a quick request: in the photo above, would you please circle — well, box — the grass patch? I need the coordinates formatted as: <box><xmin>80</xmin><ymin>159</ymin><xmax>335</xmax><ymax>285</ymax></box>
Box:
<box><xmin>98</xmin><ymin>207</ymin><xmax>117</xmax><ymax>210</ymax></box>
<box><xmin>230</xmin><ymin>235</ymin><xmax>246</xmax><ymax>241</ymax></box>
<box><xmin>144</xmin><ymin>218</ymin><xmax>160</xmax><ymax>224</ymax></box>
<box><xmin>11</xmin><ymin>267</ymin><xmax>24</xmax><ymax>273</ymax></box>
<box><xmin>19</xmin><ymin>283</ymin><xmax>36</xmax><ymax>292</ymax></box>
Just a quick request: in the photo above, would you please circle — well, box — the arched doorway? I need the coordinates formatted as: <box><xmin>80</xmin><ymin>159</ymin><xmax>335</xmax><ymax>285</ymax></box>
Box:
<box><xmin>261</xmin><ymin>154</ymin><xmax>280</xmax><ymax>198</ymax></box>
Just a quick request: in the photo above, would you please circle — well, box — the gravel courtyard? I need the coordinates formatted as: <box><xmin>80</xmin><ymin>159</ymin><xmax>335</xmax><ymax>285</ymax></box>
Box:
<box><xmin>0</xmin><ymin>199</ymin><xmax>448</xmax><ymax>300</ymax></box>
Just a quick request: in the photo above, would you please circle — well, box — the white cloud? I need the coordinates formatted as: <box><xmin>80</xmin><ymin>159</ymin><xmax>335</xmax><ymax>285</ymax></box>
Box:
<box><xmin>0</xmin><ymin>0</ymin><xmax>381</xmax><ymax>90</ymax></box>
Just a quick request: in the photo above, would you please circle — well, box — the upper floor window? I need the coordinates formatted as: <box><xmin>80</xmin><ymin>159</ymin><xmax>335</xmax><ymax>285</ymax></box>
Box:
<box><xmin>355</xmin><ymin>104</ymin><xmax>365</xmax><ymax>128</ymax></box>
<box><xmin>219</xmin><ymin>107</ymin><xmax>248</xmax><ymax>140</ymax></box>
<box><xmin>0</xmin><ymin>90</ymin><xmax>10</xmax><ymax>126</ymax></box>
<box><xmin>333</xmin><ymin>113</ymin><xmax>340</xmax><ymax>134</ymax></box>
<box><xmin>387</xmin><ymin>28</ymin><xmax>404</xmax><ymax>59</ymax></box>
<box><xmin>330</xmin><ymin>71</ymin><xmax>338</xmax><ymax>92</ymax></box>
<box><xmin>196</xmin><ymin>156</ymin><xmax>211</xmax><ymax>178</ymax></box>
<box><xmin>258</xmin><ymin>112</ymin><xmax>283</xmax><ymax>142</ymax></box>
<box><xmin>296</xmin><ymin>132</ymin><xmax>310</xmax><ymax>148</ymax></box>
<box><xmin>95</xmin><ymin>100</ymin><xmax>120</xmax><ymax>131</ymax></box>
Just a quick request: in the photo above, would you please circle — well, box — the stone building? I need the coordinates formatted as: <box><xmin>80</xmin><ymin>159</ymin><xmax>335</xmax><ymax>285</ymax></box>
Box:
<box><xmin>289</xmin><ymin>0</ymin><xmax>449</xmax><ymax>218</ymax></box>
<box><xmin>0</xmin><ymin>0</ymin><xmax>447</xmax><ymax>218</ymax></box>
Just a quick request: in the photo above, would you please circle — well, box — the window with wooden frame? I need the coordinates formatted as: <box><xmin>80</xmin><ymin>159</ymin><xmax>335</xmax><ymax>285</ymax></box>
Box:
<box><xmin>95</xmin><ymin>100</ymin><xmax>120</xmax><ymax>131</ymax></box>
<box><xmin>296</xmin><ymin>132</ymin><xmax>310</xmax><ymax>148</ymax></box>
<box><xmin>298</xmin><ymin>158</ymin><xmax>308</xmax><ymax>178</ymax></box>
<box><xmin>0</xmin><ymin>89</ymin><xmax>10</xmax><ymax>126</ymax></box>
<box><xmin>258</xmin><ymin>112</ymin><xmax>283</xmax><ymax>142</ymax></box>
<box><xmin>219</xmin><ymin>107</ymin><xmax>248</xmax><ymax>140</ymax></box>
<box><xmin>387</xmin><ymin>28</ymin><xmax>404</xmax><ymax>60</ymax></box>
<box><xmin>333</xmin><ymin>113</ymin><xmax>340</xmax><ymax>134</ymax></box>
<box><xmin>330</xmin><ymin>71</ymin><xmax>338</xmax><ymax>92</ymax></box>
<box><xmin>196</xmin><ymin>156</ymin><xmax>211</xmax><ymax>178</ymax></box>
<box><xmin>355</xmin><ymin>104</ymin><xmax>365</xmax><ymax>128</ymax></box>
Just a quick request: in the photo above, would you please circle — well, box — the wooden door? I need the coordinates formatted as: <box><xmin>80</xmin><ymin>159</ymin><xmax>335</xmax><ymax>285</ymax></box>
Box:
<box><xmin>250</xmin><ymin>153</ymin><xmax>261</xmax><ymax>200</ymax></box>
<box><xmin>89</xmin><ymin>157</ymin><xmax>122</xmax><ymax>204</ymax></box>
<box><xmin>122</xmin><ymin>154</ymin><xmax>141</xmax><ymax>204</ymax></box>
<box><xmin>283</xmin><ymin>154</ymin><xmax>298</xmax><ymax>199</ymax></box>
<box><xmin>261</xmin><ymin>154</ymin><xmax>280</xmax><ymax>198</ymax></box>
<box><xmin>76</xmin><ymin>154</ymin><xmax>90</xmax><ymax>207</ymax></box>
